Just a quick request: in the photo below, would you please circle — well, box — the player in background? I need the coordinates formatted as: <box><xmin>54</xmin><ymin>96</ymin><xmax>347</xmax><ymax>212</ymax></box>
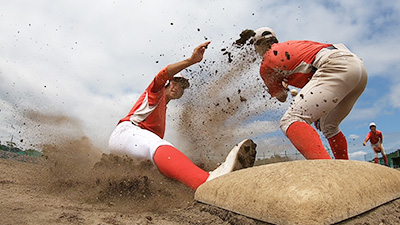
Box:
<box><xmin>240</xmin><ymin>27</ymin><xmax>367</xmax><ymax>160</ymax></box>
<box><xmin>108</xmin><ymin>41</ymin><xmax>256</xmax><ymax>190</ymax></box>
<box><xmin>363</xmin><ymin>122</ymin><xmax>388</xmax><ymax>166</ymax></box>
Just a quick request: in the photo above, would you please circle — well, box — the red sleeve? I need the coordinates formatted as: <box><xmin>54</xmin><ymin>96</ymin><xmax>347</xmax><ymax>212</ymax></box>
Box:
<box><xmin>151</xmin><ymin>66</ymin><xmax>170</xmax><ymax>92</ymax></box>
<box><xmin>365</xmin><ymin>132</ymin><xmax>371</xmax><ymax>140</ymax></box>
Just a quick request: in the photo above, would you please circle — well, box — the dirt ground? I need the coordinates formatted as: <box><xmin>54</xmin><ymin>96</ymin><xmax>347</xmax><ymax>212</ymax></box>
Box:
<box><xmin>0</xmin><ymin>139</ymin><xmax>399</xmax><ymax>225</ymax></box>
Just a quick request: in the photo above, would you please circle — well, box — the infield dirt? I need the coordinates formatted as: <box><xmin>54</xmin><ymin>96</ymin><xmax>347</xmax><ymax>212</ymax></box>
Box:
<box><xmin>0</xmin><ymin>137</ymin><xmax>399</xmax><ymax>225</ymax></box>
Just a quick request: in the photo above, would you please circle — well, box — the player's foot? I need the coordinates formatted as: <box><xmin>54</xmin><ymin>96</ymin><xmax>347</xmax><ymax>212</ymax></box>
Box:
<box><xmin>206</xmin><ymin>139</ymin><xmax>257</xmax><ymax>181</ymax></box>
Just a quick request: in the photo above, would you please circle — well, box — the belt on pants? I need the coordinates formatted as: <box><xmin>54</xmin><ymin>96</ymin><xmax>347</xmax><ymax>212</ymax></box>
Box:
<box><xmin>326</xmin><ymin>45</ymin><xmax>337</xmax><ymax>50</ymax></box>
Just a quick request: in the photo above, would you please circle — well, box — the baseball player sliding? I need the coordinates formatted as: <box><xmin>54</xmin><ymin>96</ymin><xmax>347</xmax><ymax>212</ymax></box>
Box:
<box><xmin>242</xmin><ymin>27</ymin><xmax>367</xmax><ymax>160</ymax></box>
<box><xmin>363</xmin><ymin>122</ymin><xmax>388</xmax><ymax>166</ymax></box>
<box><xmin>108</xmin><ymin>41</ymin><xmax>256</xmax><ymax>190</ymax></box>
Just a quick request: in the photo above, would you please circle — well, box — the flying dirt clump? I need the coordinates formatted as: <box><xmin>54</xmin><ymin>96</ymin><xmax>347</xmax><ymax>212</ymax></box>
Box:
<box><xmin>234</xmin><ymin>29</ymin><xmax>256</xmax><ymax>46</ymax></box>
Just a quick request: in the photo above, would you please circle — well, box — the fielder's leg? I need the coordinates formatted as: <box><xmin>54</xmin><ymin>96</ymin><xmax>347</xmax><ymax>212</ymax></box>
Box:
<box><xmin>328</xmin><ymin>132</ymin><xmax>348</xmax><ymax>159</ymax></box>
<box><xmin>286</xmin><ymin>121</ymin><xmax>331</xmax><ymax>160</ymax></box>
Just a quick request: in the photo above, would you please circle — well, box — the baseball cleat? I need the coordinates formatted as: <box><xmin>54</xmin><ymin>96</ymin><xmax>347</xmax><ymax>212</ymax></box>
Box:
<box><xmin>206</xmin><ymin>139</ymin><xmax>257</xmax><ymax>181</ymax></box>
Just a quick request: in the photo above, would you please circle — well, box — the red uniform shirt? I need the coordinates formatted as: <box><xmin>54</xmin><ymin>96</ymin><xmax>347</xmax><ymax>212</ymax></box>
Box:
<box><xmin>119</xmin><ymin>66</ymin><xmax>170</xmax><ymax>138</ymax></box>
<box><xmin>365</xmin><ymin>130</ymin><xmax>383</xmax><ymax>145</ymax></box>
<box><xmin>260</xmin><ymin>40</ymin><xmax>331</xmax><ymax>97</ymax></box>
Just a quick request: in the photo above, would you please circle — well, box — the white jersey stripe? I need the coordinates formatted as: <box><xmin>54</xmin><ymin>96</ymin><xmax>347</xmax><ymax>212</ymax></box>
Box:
<box><xmin>277</xmin><ymin>61</ymin><xmax>314</xmax><ymax>78</ymax></box>
<box><xmin>130</xmin><ymin>91</ymin><xmax>158</xmax><ymax>125</ymax></box>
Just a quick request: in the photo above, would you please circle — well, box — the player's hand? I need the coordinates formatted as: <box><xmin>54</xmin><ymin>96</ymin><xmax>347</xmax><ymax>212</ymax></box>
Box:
<box><xmin>275</xmin><ymin>91</ymin><xmax>288</xmax><ymax>102</ymax></box>
<box><xmin>273</xmin><ymin>82</ymin><xmax>289</xmax><ymax>102</ymax></box>
<box><xmin>373</xmin><ymin>146</ymin><xmax>382</xmax><ymax>152</ymax></box>
<box><xmin>190</xmin><ymin>41</ymin><xmax>211</xmax><ymax>64</ymax></box>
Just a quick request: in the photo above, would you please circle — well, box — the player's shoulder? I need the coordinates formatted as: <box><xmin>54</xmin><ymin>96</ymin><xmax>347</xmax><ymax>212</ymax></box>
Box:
<box><xmin>275</xmin><ymin>40</ymin><xmax>325</xmax><ymax>50</ymax></box>
<box><xmin>282</xmin><ymin>40</ymin><xmax>320</xmax><ymax>44</ymax></box>
<box><xmin>277</xmin><ymin>40</ymin><xmax>300</xmax><ymax>46</ymax></box>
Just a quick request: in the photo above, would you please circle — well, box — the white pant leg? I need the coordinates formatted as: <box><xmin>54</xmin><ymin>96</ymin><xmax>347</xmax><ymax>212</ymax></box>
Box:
<box><xmin>280</xmin><ymin>47</ymin><xmax>367</xmax><ymax>138</ymax></box>
<box><xmin>108</xmin><ymin>121</ymin><xmax>173</xmax><ymax>163</ymax></box>
<box><xmin>371</xmin><ymin>143</ymin><xmax>386</xmax><ymax>156</ymax></box>
<box><xmin>380</xmin><ymin>144</ymin><xmax>386</xmax><ymax>155</ymax></box>
<box><xmin>318</xmin><ymin>50</ymin><xmax>367</xmax><ymax>138</ymax></box>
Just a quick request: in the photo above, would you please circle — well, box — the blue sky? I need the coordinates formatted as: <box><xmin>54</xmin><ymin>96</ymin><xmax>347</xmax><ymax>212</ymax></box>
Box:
<box><xmin>0</xmin><ymin>0</ymin><xmax>399</xmax><ymax>163</ymax></box>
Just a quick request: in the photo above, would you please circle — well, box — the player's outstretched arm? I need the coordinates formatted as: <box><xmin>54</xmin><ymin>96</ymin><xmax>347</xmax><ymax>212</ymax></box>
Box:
<box><xmin>166</xmin><ymin>41</ymin><xmax>211</xmax><ymax>78</ymax></box>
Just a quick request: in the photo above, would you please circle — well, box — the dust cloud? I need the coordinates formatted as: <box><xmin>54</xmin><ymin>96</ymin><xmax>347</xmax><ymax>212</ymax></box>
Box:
<box><xmin>14</xmin><ymin>110</ymin><xmax>194</xmax><ymax>212</ymax></box>
<box><xmin>170</xmin><ymin>41</ymin><xmax>286</xmax><ymax>169</ymax></box>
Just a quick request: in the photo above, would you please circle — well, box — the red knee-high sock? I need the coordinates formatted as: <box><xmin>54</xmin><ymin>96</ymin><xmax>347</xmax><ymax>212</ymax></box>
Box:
<box><xmin>328</xmin><ymin>132</ymin><xmax>348</xmax><ymax>160</ymax></box>
<box><xmin>153</xmin><ymin>145</ymin><xmax>209</xmax><ymax>190</ymax></box>
<box><xmin>286</xmin><ymin>121</ymin><xmax>331</xmax><ymax>160</ymax></box>
<box><xmin>374</xmin><ymin>157</ymin><xmax>379</xmax><ymax>164</ymax></box>
<box><xmin>383</xmin><ymin>155</ymin><xmax>388</xmax><ymax>166</ymax></box>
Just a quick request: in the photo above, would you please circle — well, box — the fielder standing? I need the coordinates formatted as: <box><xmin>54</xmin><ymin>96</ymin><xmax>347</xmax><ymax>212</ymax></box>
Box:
<box><xmin>363</xmin><ymin>122</ymin><xmax>388</xmax><ymax>166</ymax></box>
<box><xmin>108</xmin><ymin>41</ymin><xmax>256</xmax><ymax>190</ymax></box>
<box><xmin>243</xmin><ymin>27</ymin><xmax>367</xmax><ymax>160</ymax></box>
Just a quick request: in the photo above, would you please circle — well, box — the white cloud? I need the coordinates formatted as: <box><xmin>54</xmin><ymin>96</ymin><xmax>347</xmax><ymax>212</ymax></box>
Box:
<box><xmin>348</xmin><ymin>134</ymin><xmax>359</xmax><ymax>140</ymax></box>
<box><xmin>389</xmin><ymin>80</ymin><xmax>400</xmax><ymax>108</ymax></box>
<box><xmin>349</xmin><ymin>151</ymin><xmax>368</xmax><ymax>161</ymax></box>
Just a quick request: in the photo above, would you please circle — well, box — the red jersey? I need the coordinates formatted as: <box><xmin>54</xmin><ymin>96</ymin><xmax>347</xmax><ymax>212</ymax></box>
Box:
<box><xmin>260</xmin><ymin>40</ymin><xmax>331</xmax><ymax>97</ymax></box>
<box><xmin>365</xmin><ymin>130</ymin><xmax>383</xmax><ymax>145</ymax></box>
<box><xmin>119</xmin><ymin>66</ymin><xmax>171</xmax><ymax>138</ymax></box>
